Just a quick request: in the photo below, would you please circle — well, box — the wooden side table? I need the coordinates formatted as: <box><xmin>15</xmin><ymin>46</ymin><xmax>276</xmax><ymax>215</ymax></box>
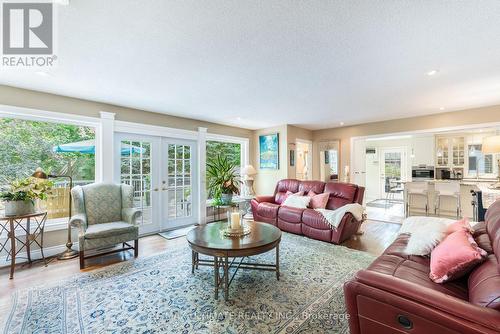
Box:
<box><xmin>0</xmin><ymin>211</ymin><xmax>48</xmax><ymax>279</ymax></box>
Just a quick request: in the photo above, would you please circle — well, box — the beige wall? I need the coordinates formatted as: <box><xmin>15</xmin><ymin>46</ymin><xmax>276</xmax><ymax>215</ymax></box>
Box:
<box><xmin>0</xmin><ymin>85</ymin><xmax>253</xmax><ymax>138</ymax></box>
<box><xmin>286</xmin><ymin>125</ymin><xmax>313</xmax><ymax>179</ymax></box>
<box><xmin>253</xmin><ymin>125</ymin><xmax>288</xmax><ymax>195</ymax></box>
<box><xmin>312</xmin><ymin>105</ymin><xmax>500</xmax><ymax>180</ymax></box>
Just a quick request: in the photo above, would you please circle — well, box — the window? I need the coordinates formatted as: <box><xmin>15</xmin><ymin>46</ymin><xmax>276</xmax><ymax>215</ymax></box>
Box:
<box><xmin>468</xmin><ymin>144</ymin><xmax>494</xmax><ymax>176</ymax></box>
<box><xmin>0</xmin><ymin>117</ymin><xmax>96</xmax><ymax>220</ymax></box>
<box><xmin>206</xmin><ymin>140</ymin><xmax>241</xmax><ymax>198</ymax></box>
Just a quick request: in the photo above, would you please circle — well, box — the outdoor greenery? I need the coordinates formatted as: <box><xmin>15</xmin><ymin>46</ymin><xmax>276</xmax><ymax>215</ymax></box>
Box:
<box><xmin>206</xmin><ymin>154</ymin><xmax>240</xmax><ymax>205</ymax></box>
<box><xmin>0</xmin><ymin>177</ymin><xmax>53</xmax><ymax>202</ymax></box>
<box><xmin>206</xmin><ymin>141</ymin><xmax>241</xmax><ymax>200</ymax></box>
<box><xmin>0</xmin><ymin>118</ymin><xmax>96</xmax><ymax>185</ymax></box>
<box><xmin>206</xmin><ymin>141</ymin><xmax>241</xmax><ymax>167</ymax></box>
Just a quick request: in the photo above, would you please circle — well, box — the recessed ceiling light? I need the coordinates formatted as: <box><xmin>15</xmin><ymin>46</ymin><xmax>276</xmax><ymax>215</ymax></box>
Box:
<box><xmin>236</xmin><ymin>117</ymin><xmax>242</xmax><ymax>121</ymax></box>
<box><xmin>439</xmin><ymin>107</ymin><xmax>445</xmax><ymax>110</ymax></box>
<box><xmin>427</xmin><ymin>69</ymin><xmax>439</xmax><ymax>76</ymax></box>
<box><xmin>340</xmin><ymin>122</ymin><xmax>345</xmax><ymax>126</ymax></box>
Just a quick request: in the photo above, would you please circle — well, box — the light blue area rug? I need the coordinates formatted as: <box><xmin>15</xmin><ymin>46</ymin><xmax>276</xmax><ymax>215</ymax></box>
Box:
<box><xmin>3</xmin><ymin>233</ymin><xmax>374</xmax><ymax>334</ymax></box>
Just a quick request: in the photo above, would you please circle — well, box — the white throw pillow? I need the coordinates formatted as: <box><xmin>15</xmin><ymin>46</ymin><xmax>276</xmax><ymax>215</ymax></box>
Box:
<box><xmin>282</xmin><ymin>195</ymin><xmax>311</xmax><ymax>209</ymax></box>
<box><xmin>399</xmin><ymin>216</ymin><xmax>455</xmax><ymax>256</ymax></box>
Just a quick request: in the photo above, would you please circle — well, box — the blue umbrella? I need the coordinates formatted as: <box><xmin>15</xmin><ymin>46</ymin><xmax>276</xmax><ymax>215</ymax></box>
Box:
<box><xmin>53</xmin><ymin>139</ymin><xmax>145</xmax><ymax>155</ymax></box>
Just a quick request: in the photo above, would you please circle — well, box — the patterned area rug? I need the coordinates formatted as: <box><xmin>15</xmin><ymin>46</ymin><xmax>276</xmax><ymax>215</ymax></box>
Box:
<box><xmin>3</xmin><ymin>233</ymin><xmax>374</xmax><ymax>334</ymax></box>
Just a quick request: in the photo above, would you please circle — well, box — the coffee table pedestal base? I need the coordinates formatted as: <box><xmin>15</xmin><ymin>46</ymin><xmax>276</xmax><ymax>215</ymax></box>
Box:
<box><xmin>191</xmin><ymin>244</ymin><xmax>280</xmax><ymax>301</ymax></box>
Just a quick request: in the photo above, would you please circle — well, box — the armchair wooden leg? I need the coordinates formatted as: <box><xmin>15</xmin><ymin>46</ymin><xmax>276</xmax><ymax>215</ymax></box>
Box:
<box><xmin>79</xmin><ymin>251</ymin><xmax>85</xmax><ymax>269</ymax></box>
<box><xmin>134</xmin><ymin>239</ymin><xmax>139</xmax><ymax>257</ymax></box>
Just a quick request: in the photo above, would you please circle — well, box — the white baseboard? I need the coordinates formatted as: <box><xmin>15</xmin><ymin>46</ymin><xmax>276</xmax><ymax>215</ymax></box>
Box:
<box><xmin>0</xmin><ymin>242</ymin><xmax>79</xmax><ymax>268</ymax></box>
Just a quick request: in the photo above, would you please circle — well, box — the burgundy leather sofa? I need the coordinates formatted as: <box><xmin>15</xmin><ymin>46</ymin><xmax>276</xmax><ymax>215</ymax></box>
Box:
<box><xmin>344</xmin><ymin>200</ymin><xmax>500</xmax><ymax>334</ymax></box>
<box><xmin>250</xmin><ymin>179</ymin><xmax>365</xmax><ymax>244</ymax></box>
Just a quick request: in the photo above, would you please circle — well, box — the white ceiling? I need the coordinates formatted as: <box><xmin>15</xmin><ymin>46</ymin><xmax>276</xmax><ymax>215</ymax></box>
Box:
<box><xmin>2</xmin><ymin>1</ymin><xmax>500</xmax><ymax>130</ymax></box>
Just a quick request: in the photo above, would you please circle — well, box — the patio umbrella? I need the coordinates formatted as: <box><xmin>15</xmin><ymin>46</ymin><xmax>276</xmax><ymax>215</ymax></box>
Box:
<box><xmin>53</xmin><ymin>139</ymin><xmax>145</xmax><ymax>155</ymax></box>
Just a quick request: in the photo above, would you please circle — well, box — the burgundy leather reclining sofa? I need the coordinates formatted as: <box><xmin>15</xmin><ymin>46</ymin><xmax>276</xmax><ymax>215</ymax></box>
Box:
<box><xmin>344</xmin><ymin>200</ymin><xmax>500</xmax><ymax>334</ymax></box>
<box><xmin>250</xmin><ymin>179</ymin><xmax>365</xmax><ymax>244</ymax></box>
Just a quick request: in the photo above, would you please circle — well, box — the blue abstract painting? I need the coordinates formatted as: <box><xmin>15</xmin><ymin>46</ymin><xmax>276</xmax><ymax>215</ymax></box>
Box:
<box><xmin>259</xmin><ymin>133</ymin><xmax>279</xmax><ymax>169</ymax></box>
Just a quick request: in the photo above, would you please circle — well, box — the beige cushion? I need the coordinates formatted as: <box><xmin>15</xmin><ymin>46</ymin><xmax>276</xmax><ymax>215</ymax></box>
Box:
<box><xmin>85</xmin><ymin>221</ymin><xmax>136</xmax><ymax>239</ymax></box>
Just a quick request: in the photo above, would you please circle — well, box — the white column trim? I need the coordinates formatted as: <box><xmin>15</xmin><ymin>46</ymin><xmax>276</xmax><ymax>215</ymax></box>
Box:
<box><xmin>100</xmin><ymin>111</ymin><xmax>116</xmax><ymax>120</ymax></box>
<box><xmin>99</xmin><ymin>111</ymin><xmax>116</xmax><ymax>182</ymax></box>
<box><xmin>198</xmin><ymin>127</ymin><xmax>208</xmax><ymax>224</ymax></box>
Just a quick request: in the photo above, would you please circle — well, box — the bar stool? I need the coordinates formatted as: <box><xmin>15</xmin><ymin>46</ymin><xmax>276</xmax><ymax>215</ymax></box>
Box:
<box><xmin>406</xmin><ymin>181</ymin><xmax>429</xmax><ymax>217</ymax></box>
<box><xmin>385</xmin><ymin>178</ymin><xmax>404</xmax><ymax>209</ymax></box>
<box><xmin>434</xmin><ymin>181</ymin><xmax>461</xmax><ymax>218</ymax></box>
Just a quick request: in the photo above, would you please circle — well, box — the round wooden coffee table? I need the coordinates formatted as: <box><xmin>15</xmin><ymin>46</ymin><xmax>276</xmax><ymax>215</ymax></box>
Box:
<box><xmin>186</xmin><ymin>221</ymin><xmax>281</xmax><ymax>301</ymax></box>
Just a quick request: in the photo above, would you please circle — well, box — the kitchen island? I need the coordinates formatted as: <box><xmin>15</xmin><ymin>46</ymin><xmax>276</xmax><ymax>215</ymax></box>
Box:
<box><xmin>403</xmin><ymin>179</ymin><xmax>500</xmax><ymax>219</ymax></box>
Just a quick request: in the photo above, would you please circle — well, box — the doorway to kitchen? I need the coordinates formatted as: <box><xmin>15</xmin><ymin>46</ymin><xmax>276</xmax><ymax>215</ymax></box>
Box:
<box><xmin>296</xmin><ymin>139</ymin><xmax>313</xmax><ymax>180</ymax></box>
<box><xmin>363</xmin><ymin>142</ymin><xmax>408</xmax><ymax>223</ymax></box>
<box><xmin>114</xmin><ymin>133</ymin><xmax>198</xmax><ymax>235</ymax></box>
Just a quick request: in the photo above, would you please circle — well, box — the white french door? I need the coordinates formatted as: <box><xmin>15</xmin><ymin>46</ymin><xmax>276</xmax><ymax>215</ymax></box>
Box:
<box><xmin>114</xmin><ymin>133</ymin><xmax>198</xmax><ymax>234</ymax></box>
<box><xmin>380</xmin><ymin>147</ymin><xmax>407</xmax><ymax>199</ymax></box>
<box><xmin>161</xmin><ymin>138</ymin><xmax>198</xmax><ymax>230</ymax></box>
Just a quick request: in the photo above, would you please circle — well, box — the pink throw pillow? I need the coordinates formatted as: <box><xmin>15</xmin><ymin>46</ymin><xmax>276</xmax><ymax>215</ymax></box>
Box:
<box><xmin>307</xmin><ymin>192</ymin><xmax>329</xmax><ymax>209</ymax></box>
<box><xmin>430</xmin><ymin>230</ymin><xmax>487</xmax><ymax>283</ymax></box>
<box><xmin>446</xmin><ymin>218</ymin><xmax>473</xmax><ymax>234</ymax></box>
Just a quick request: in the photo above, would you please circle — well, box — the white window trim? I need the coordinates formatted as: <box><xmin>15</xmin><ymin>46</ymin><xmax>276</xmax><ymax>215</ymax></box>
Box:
<box><xmin>0</xmin><ymin>104</ymin><xmax>250</xmax><ymax>231</ymax></box>
<box><xmin>0</xmin><ymin>104</ymin><xmax>102</xmax><ymax>228</ymax></box>
<box><xmin>115</xmin><ymin>120</ymin><xmax>199</xmax><ymax>140</ymax></box>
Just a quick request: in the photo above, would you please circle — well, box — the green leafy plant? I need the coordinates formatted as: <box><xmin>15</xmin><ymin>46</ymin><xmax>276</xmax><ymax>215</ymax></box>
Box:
<box><xmin>0</xmin><ymin>177</ymin><xmax>53</xmax><ymax>203</ymax></box>
<box><xmin>206</xmin><ymin>154</ymin><xmax>240</xmax><ymax>203</ymax></box>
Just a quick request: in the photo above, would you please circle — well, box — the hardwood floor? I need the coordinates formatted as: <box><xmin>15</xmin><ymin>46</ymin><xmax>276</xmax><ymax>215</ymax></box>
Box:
<box><xmin>0</xmin><ymin>220</ymin><xmax>401</xmax><ymax>318</ymax></box>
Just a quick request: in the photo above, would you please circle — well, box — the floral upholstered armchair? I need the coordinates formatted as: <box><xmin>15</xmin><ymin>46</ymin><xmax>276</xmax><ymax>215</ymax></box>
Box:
<box><xmin>70</xmin><ymin>183</ymin><xmax>142</xmax><ymax>269</ymax></box>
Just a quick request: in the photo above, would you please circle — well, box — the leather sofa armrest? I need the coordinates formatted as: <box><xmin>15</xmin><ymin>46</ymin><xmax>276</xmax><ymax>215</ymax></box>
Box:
<box><xmin>253</xmin><ymin>195</ymin><xmax>275</xmax><ymax>204</ymax></box>
<box><xmin>331</xmin><ymin>212</ymin><xmax>363</xmax><ymax>244</ymax></box>
<box><xmin>354</xmin><ymin>270</ymin><xmax>500</xmax><ymax>331</ymax></box>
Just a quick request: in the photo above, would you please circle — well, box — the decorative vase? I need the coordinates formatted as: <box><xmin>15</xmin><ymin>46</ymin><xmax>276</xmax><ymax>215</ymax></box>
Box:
<box><xmin>4</xmin><ymin>200</ymin><xmax>35</xmax><ymax>216</ymax></box>
<box><xmin>221</xmin><ymin>193</ymin><xmax>233</xmax><ymax>205</ymax></box>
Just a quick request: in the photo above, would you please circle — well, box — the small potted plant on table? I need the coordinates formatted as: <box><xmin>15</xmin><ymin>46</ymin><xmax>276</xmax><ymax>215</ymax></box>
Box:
<box><xmin>0</xmin><ymin>177</ymin><xmax>53</xmax><ymax>216</ymax></box>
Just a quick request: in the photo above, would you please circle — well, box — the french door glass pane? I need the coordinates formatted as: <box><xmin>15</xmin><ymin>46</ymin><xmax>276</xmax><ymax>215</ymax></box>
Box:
<box><xmin>384</xmin><ymin>152</ymin><xmax>402</xmax><ymax>193</ymax></box>
<box><xmin>167</xmin><ymin>144</ymin><xmax>192</xmax><ymax>219</ymax></box>
<box><xmin>120</xmin><ymin>140</ymin><xmax>152</xmax><ymax>225</ymax></box>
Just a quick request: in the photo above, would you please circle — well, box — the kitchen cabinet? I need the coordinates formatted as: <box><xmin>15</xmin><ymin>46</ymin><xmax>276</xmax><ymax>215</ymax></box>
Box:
<box><xmin>412</xmin><ymin>136</ymin><xmax>435</xmax><ymax>166</ymax></box>
<box><xmin>436</xmin><ymin>136</ymin><xmax>465</xmax><ymax>167</ymax></box>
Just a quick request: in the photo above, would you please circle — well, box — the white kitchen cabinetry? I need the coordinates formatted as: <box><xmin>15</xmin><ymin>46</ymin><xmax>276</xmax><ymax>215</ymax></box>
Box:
<box><xmin>436</xmin><ymin>136</ymin><xmax>465</xmax><ymax>167</ymax></box>
<box><xmin>412</xmin><ymin>136</ymin><xmax>435</xmax><ymax>166</ymax></box>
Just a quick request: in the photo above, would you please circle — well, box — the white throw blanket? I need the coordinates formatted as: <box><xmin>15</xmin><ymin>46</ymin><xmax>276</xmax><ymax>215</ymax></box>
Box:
<box><xmin>315</xmin><ymin>203</ymin><xmax>364</xmax><ymax>229</ymax></box>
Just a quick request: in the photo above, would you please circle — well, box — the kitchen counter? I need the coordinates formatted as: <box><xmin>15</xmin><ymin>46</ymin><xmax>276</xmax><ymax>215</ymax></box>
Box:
<box><xmin>403</xmin><ymin>179</ymin><xmax>499</xmax><ymax>219</ymax></box>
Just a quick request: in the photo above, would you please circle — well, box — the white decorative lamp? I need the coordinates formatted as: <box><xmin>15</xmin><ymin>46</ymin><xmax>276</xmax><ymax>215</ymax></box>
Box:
<box><xmin>241</xmin><ymin>164</ymin><xmax>257</xmax><ymax>196</ymax></box>
<box><xmin>482</xmin><ymin>135</ymin><xmax>500</xmax><ymax>189</ymax></box>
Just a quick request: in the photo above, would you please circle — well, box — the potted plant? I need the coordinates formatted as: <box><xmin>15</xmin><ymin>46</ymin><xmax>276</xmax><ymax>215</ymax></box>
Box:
<box><xmin>0</xmin><ymin>177</ymin><xmax>53</xmax><ymax>216</ymax></box>
<box><xmin>206</xmin><ymin>154</ymin><xmax>240</xmax><ymax>205</ymax></box>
